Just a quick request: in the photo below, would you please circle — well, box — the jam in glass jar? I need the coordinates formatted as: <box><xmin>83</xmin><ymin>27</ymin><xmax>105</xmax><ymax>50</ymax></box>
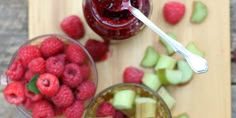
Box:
<box><xmin>83</xmin><ymin>0</ymin><xmax>151</xmax><ymax>41</ymax></box>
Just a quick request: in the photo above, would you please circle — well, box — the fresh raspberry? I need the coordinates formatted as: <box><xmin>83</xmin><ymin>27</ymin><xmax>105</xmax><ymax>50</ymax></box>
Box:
<box><xmin>24</xmin><ymin>70</ymin><xmax>35</xmax><ymax>82</ymax></box>
<box><xmin>163</xmin><ymin>1</ymin><xmax>185</xmax><ymax>25</ymax></box>
<box><xmin>96</xmin><ymin>102</ymin><xmax>115</xmax><ymax>117</ymax></box>
<box><xmin>61</xmin><ymin>15</ymin><xmax>85</xmax><ymax>39</ymax></box>
<box><xmin>76</xmin><ymin>81</ymin><xmax>96</xmax><ymax>100</ymax></box>
<box><xmin>51</xmin><ymin>85</ymin><xmax>74</xmax><ymax>108</ymax></box>
<box><xmin>55</xmin><ymin>54</ymin><xmax>66</xmax><ymax>63</ymax></box>
<box><xmin>123</xmin><ymin>66</ymin><xmax>144</xmax><ymax>84</ymax></box>
<box><xmin>80</xmin><ymin>64</ymin><xmax>90</xmax><ymax>80</ymax></box>
<box><xmin>17</xmin><ymin>45</ymin><xmax>41</xmax><ymax>67</ymax></box>
<box><xmin>115</xmin><ymin>110</ymin><xmax>128</xmax><ymax>118</ymax></box>
<box><xmin>23</xmin><ymin>98</ymin><xmax>34</xmax><ymax>110</ymax></box>
<box><xmin>66</xmin><ymin>43</ymin><xmax>86</xmax><ymax>64</ymax></box>
<box><xmin>40</xmin><ymin>36</ymin><xmax>64</xmax><ymax>58</ymax></box>
<box><xmin>19</xmin><ymin>79</ymin><xmax>27</xmax><ymax>86</ymax></box>
<box><xmin>5</xmin><ymin>59</ymin><xmax>25</xmax><ymax>81</ymax></box>
<box><xmin>64</xmin><ymin>100</ymin><xmax>84</xmax><ymax>118</ymax></box>
<box><xmin>46</xmin><ymin>56</ymin><xmax>65</xmax><ymax>77</ymax></box>
<box><xmin>62</xmin><ymin>63</ymin><xmax>84</xmax><ymax>88</ymax></box>
<box><xmin>32</xmin><ymin>100</ymin><xmax>54</xmax><ymax>118</ymax></box>
<box><xmin>36</xmin><ymin>73</ymin><xmax>59</xmax><ymax>97</ymax></box>
<box><xmin>24</xmin><ymin>87</ymin><xmax>42</xmax><ymax>102</ymax></box>
<box><xmin>28</xmin><ymin>57</ymin><xmax>46</xmax><ymax>74</ymax></box>
<box><xmin>85</xmin><ymin>39</ymin><xmax>109</xmax><ymax>62</ymax></box>
<box><xmin>53</xmin><ymin>106</ymin><xmax>63</xmax><ymax>116</ymax></box>
<box><xmin>3</xmin><ymin>82</ymin><xmax>25</xmax><ymax>105</ymax></box>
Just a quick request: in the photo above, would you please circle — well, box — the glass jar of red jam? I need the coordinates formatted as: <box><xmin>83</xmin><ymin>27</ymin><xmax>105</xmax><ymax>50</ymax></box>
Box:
<box><xmin>83</xmin><ymin>0</ymin><xmax>151</xmax><ymax>41</ymax></box>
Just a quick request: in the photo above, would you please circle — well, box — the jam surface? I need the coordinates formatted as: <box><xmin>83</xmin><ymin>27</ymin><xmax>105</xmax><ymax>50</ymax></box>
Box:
<box><xmin>83</xmin><ymin>0</ymin><xmax>151</xmax><ymax>40</ymax></box>
<box><xmin>92</xmin><ymin>0</ymin><xmax>123</xmax><ymax>12</ymax></box>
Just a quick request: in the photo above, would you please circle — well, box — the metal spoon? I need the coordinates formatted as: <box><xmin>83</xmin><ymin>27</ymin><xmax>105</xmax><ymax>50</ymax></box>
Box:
<box><xmin>111</xmin><ymin>0</ymin><xmax>208</xmax><ymax>73</ymax></box>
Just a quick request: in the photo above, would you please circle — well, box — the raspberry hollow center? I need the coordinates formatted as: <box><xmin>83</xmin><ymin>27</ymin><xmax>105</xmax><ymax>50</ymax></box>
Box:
<box><xmin>42</xmin><ymin>79</ymin><xmax>50</xmax><ymax>87</ymax></box>
<box><xmin>9</xmin><ymin>93</ymin><xmax>17</xmax><ymax>99</ymax></box>
<box><xmin>53</xmin><ymin>61</ymin><xmax>59</xmax><ymax>66</ymax></box>
<box><xmin>68</xmin><ymin>69</ymin><xmax>76</xmax><ymax>76</ymax></box>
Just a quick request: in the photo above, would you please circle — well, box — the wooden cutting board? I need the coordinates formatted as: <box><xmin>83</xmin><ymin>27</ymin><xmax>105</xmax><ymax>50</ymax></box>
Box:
<box><xmin>29</xmin><ymin>0</ymin><xmax>231</xmax><ymax>117</ymax></box>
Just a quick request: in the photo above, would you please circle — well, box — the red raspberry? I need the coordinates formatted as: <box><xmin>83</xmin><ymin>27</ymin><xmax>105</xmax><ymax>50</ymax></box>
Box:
<box><xmin>163</xmin><ymin>1</ymin><xmax>185</xmax><ymax>25</ymax></box>
<box><xmin>28</xmin><ymin>57</ymin><xmax>46</xmax><ymax>74</ymax></box>
<box><xmin>115</xmin><ymin>110</ymin><xmax>128</xmax><ymax>118</ymax></box>
<box><xmin>64</xmin><ymin>100</ymin><xmax>84</xmax><ymax>118</ymax></box>
<box><xmin>96</xmin><ymin>102</ymin><xmax>115</xmax><ymax>117</ymax></box>
<box><xmin>66</xmin><ymin>43</ymin><xmax>86</xmax><ymax>64</ymax></box>
<box><xmin>80</xmin><ymin>64</ymin><xmax>90</xmax><ymax>80</ymax></box>
<box><xmin>76</xmin><ymin>81</ymin><xmax>96</xmax><ymax>100</ymax></box>
<box><xmin>17</xmin><ymin>45</ymin><xmax>41</xmax><ymax>67</ymax></box>
<box><xmin>32</xmin><ymin>100</ymin><xmax>54</xmax><ymax>118</ymax></box>
<box><xmin>51</xmin><ymin>85</ymin><xmax>74</xmax><ymax>108</ymax></box>
<box><xmin>23</xmin><ymin>98</ymin><xmax>34</xmax><ymax>110</ymax></box>
<box><xmin>53</xmin><ymin>106</ymin><xmax>63</xmax><ymax>116</ymax></box>
<box><xmin>3</xmin><ymin>82</ymin><xmax>25</xmax><ymax>105</ymax></box>
<box><xmin>46</xmin><ymin>56</ymin><xmax>65</xmax><ymax>77</ymax></box>
<box><xmin>85</xmin><ymin>39</ymin><xmax>109</xmax><ymax>62</ymax></box>
<box><xmin>5</xmin><ymin>59</ymin><xmax>25</xmax><ymax>81</ymax></box>
<box><xmin>36</xmin><ymin>73</ymin><xmax>59</xmax><ymax>97</ymax></box>
<box><xmin>55</xmin><ymin>54</ymin><xmax>66</xmax><ymax>63</ymax></box>
<box><xmin>123</xmin><ymin>66</ymin><xmax>144</xmax><ymax>84</ymax></box>
<box><xmin>40</xmin><ymin>36</ymin><xmax>64</xmax><ymax>58</ymax></box>
<box><xmin>62</xmin><ymin>63</ymin><xmax>84</xmax><ymax>88</ymax></box>
<box><xmin>19</xmin><ymin>79</ymin><xmax>27</xmax><ymax>86</ymax></box>
<box><xmin>24</xmin><ymin>70</ymin><xmax>35</xmax><ymax>82</ymax></box>
<box><xmin>61</xmin><ymin>15</ymin><xmax>85</xmax><ymax>39</ymax></box>
<box><xmin>24</xmin><ymin>87</ymin><xmax>42</xmax><ymax>102</ymax></box>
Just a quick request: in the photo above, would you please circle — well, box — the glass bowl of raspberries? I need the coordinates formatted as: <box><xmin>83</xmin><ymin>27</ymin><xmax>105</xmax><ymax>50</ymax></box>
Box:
<box><xmin>1</xmin><ymin>34</ymin><xmax>98</xmax><ymax>118</ymax></box>
<box><xmin>84</xmin><ymin>83</ymin><xmax>171</xmax><ymax>118</ymax></box>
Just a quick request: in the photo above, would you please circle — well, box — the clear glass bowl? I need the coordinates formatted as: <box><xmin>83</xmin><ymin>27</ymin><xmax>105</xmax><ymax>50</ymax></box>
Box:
<box><xmin>82</xmin><ymin>0</ymin><xmax>153</xmax><ymax>41</ymax></box>
<box><xmin>84</xmin><ymin>83</ymin><xmax>171</xmax><ymax>117</ymax></box>
<box><xmin>1</xmin><ymin>34</ymin><xmax>98</xmax><ymax>118</ymax></box>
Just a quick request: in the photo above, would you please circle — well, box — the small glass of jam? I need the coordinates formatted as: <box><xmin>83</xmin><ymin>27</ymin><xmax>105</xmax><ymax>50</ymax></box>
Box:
<box><xmin>83</xmin><ymin>0</ymin><xmax>152</xmax><ymax>41</ymax></box>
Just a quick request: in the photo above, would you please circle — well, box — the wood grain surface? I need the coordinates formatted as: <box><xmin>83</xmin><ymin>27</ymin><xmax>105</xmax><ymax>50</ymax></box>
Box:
<box><xmin>28</xmin><ymin>0</ymin><xmax>231</xmax><ymax>118</ymax></box>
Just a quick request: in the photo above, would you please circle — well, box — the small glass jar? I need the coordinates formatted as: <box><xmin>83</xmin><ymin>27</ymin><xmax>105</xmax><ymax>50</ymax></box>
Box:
<box><xmin>83</xmin><ymin>0</ymin><xmax>152</xmax><ymax>41</ymax></box>
<box><xmin>84</xmin><ymin>83</ymin><xmax>171</xmax><ymax>117</ymax></box>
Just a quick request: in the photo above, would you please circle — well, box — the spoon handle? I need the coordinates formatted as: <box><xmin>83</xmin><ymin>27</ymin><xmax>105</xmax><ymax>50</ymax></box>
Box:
<box><xmin>128</xmin><ymin>6</ymin><xmax>208</xmax><ymax>73</ymax></box>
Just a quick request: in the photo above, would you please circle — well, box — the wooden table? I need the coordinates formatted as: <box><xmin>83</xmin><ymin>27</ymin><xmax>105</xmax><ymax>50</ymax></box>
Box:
<box><xmin>0</xmin><ymin>0</ymin><xmax>235</xmax><ymax>117</ymax></box>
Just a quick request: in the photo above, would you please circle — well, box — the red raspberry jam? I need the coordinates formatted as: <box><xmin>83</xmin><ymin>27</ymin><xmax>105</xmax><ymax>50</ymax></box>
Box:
<box><xmin>83</xmin><ymin>0</ymin><xmax>151</xmax><ymax>40</ymax></box>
